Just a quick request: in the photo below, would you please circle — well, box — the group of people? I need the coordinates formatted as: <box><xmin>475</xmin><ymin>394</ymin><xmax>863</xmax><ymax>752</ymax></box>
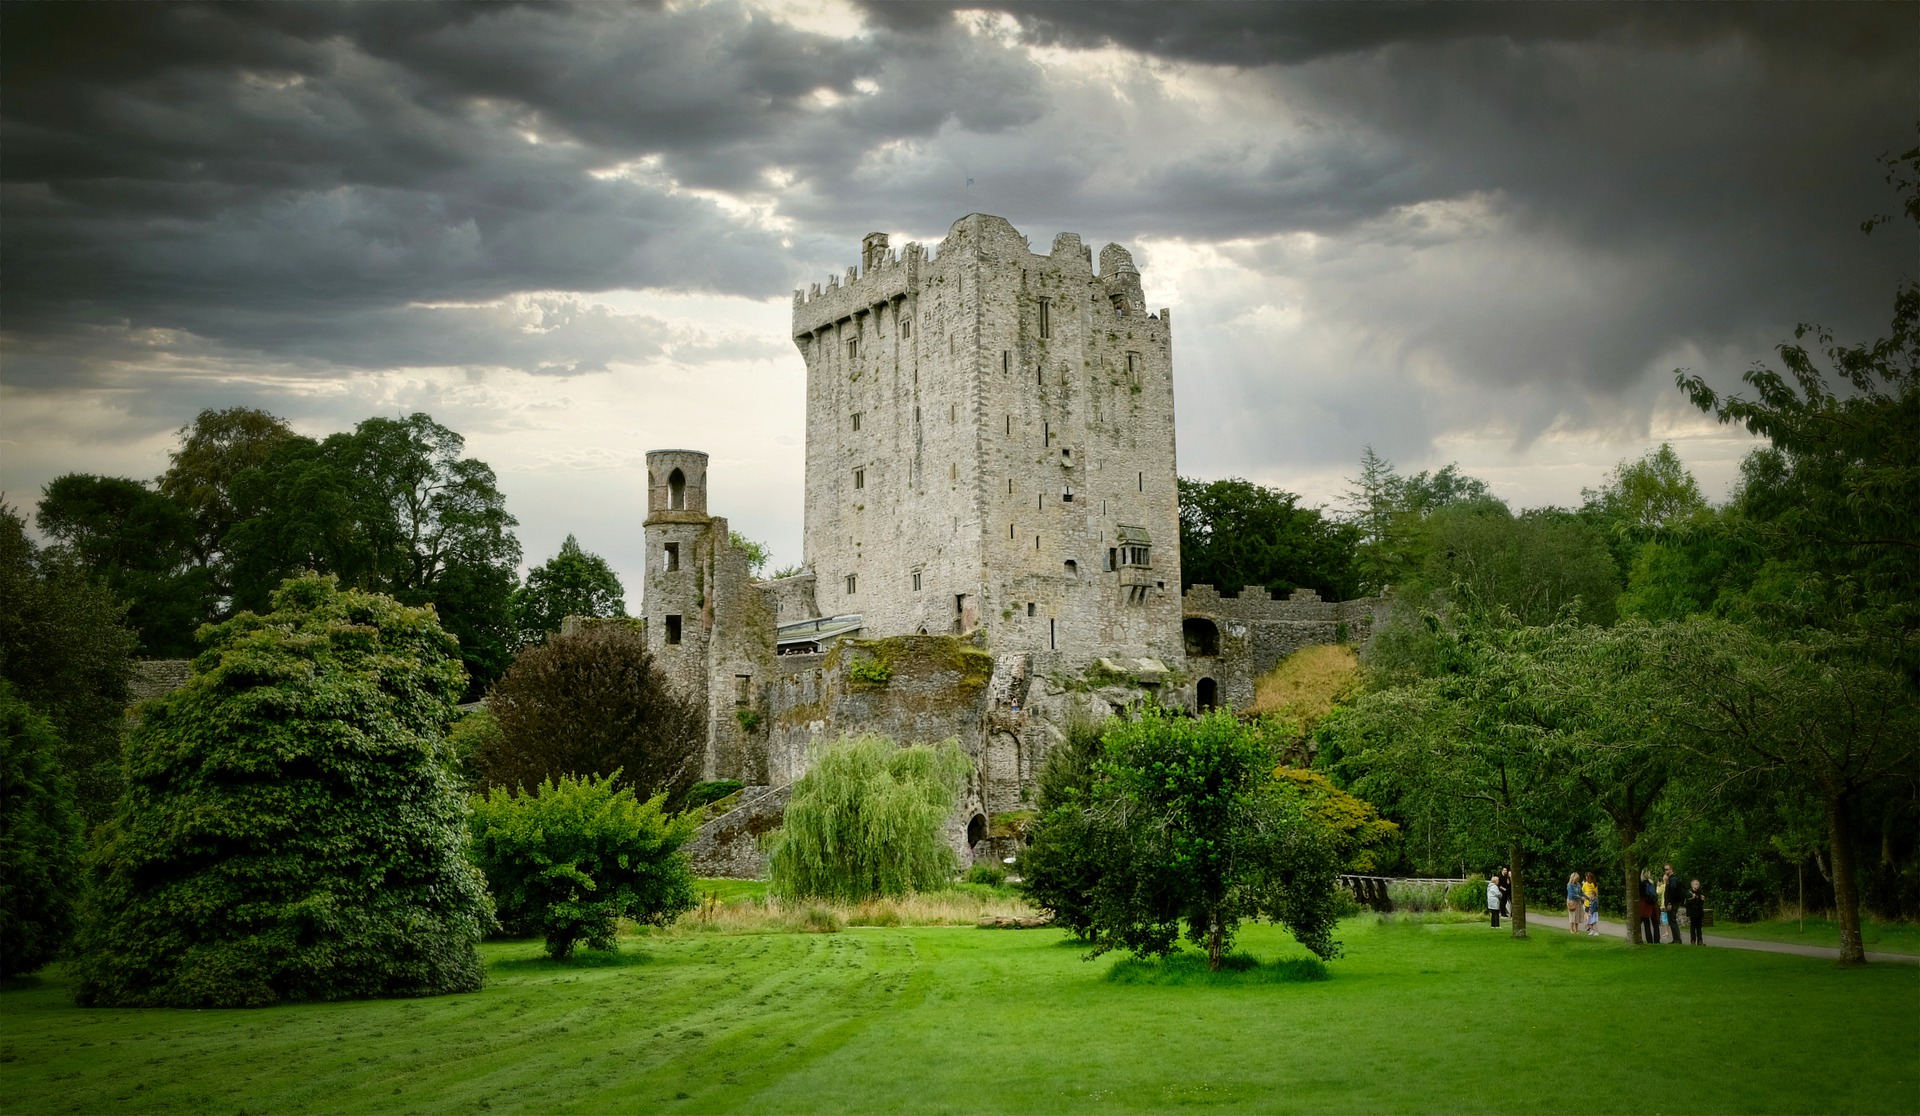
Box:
<box><xmin>1636</xmin><ymin>864</ymin><xmax>1709</xmax><ymax>945</ymax></box>
<box><xmin>1484</xmin><ymin>863</ymin><xmax>1709</xmax><ymax>944</ymax></box>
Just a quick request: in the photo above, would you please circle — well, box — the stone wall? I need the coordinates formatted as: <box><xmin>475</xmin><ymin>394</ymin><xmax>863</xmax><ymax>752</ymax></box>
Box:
<box><xmin>128</xmin><ymin>659</ymin><xmax>192</xmax><ymax>705</ymax></box>
<box><xmin>793</xmin><ymin>215</ymin><xmax>1183</xmax><ymax>677</ymax></box>
<box><xmin>685</xmin><ymin>784</ymin><xmax>791</xmax><ymax>879</ymax></box>
<box><xmin>1180</xmin><ymin>585</ymin><xmax>1384</xmax><ymax>711</ymax></box>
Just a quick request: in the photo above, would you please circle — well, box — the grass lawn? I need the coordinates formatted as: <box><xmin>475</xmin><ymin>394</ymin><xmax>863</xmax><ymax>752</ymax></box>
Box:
<box><xmin>3</xmin><ymin>916</ymin><xmax>1915</xmax><ymax>1114</ymax></box>
<box><xmin>1707</xmin><ymin>914</ymin><xmax>1920</xmax><ymax>956</ymax></box>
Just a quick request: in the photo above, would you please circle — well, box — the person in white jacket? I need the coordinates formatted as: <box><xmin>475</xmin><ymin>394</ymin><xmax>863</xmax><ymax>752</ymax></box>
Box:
<box><xmin>1487</xmin><ymin>871</ymin><xmax>1503</xmax><ymax>929</ymax></box>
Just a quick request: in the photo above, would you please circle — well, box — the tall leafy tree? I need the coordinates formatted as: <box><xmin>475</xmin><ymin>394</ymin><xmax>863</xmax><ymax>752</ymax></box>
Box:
<box><xmin>1079</xmin><ymin>709</ymin><xmax>1345</xmax><ymax>969</ymax></box>
<box><xmin>1178</xmin><ymin>476</ymin><xmax>1362</xmax><ymax>600</ymax></box>
<box><xmin>513</xmin><ymin>534</ymin><xmax>626</xmax><ymax>646</ymax></box>
<box><xmin>0</xmin><ymin>681</ymin><xmax>84</xmax><ymax>978</ymax></box>
<box><xmin>157</xmin><ymin>406</ymin><xmax>300</xmax><ymax>609</ymax></box>
<box><xmin>73</xmin><ymin>575</ymin><xmax>493</xmax><ymax>1007</ymax></box>
<box><xmin>1331</xmin><ymin>603</ymin><xmax>1589</xmax><ymax>938</ymax></box>
<box><xmin>0</xmin><ymin>505</ymin><xmax>135</xmax><ymax>823</ymax></box>
<box><xmin>475</xmin><ymin>622</ymin><xmax>702</xmax><ymax>802</ymax></box>
<box><xmin>35</xmin><ymin>474</ymin><xmax>210</xmax><ymax>656</ymax></box>
<box><xmin>1657</xmin><ymin>621</ymin><xmax>1916</xmax><ymax>964</ymax></box>
<box><xmin>1419</xmin><ymin>504</ymin><xmax>1621</xmax><ymax>627</ymax></box>
<box><xmin>225</xmin><ymin>412</ymin><xmax>522</xmax><ymax>690</ymax></box>
<box><xmin>1342</xmin><ymin>452</ymin><xmax>1498</xmax><ymax>594</ymax></box>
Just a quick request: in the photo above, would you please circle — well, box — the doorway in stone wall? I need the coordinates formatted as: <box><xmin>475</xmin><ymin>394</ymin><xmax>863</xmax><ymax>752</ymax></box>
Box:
<box><xmin>966</xmin><ymin>813</ymin><xmax>988</xmax><ymax>853</ymax></box>
<box><xmin>1197</xmin><ymin>677</ymin><xmax>1218</xmax><ymax>711</ymax></box>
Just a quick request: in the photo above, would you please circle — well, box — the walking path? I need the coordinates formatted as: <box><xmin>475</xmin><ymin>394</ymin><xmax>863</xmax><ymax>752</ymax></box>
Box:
<box><xmin>1582</xmin><ymin>919</ymin><xmax>1919</xmax><ymax>964</ymax></box>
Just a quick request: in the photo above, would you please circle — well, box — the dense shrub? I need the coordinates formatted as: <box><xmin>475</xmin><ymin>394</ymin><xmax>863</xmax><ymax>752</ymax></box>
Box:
<box><xmin>468</xmin><ymin>773</ymin><xmax>697</xmax><ymax>959</ymax></box>
<box><xmin>1447</xmin><ymin>874</ymin><xmax>1488</xmax><ymax>913</ymax></box>
<box><xmin>0</xmin><ymin>682</ymin><xmax>84</xmax><ymax>978</ymax></box>
<box><xmin>966</xmin><ymin>863</ymin><xmax>1008</xmax><ymax>887</ymax></box>
<box><xmin>476</xmin><ymin>623</ymin><xmax>702</xmax><ymax>801</ymax></box>
<box><xmin>71</xmin><ymin>575</ymin><xmax>493</xmax><ymax>1007</ymax></box>
<box><xmin>1081</xmin><ymin>710</ymin><xmax>1347</xmax><ymax>970</ymax></box>
<box><xmin>766</xmin><ymin>735</ymin><xmax>970</xmax><ymax>902</ymax></box>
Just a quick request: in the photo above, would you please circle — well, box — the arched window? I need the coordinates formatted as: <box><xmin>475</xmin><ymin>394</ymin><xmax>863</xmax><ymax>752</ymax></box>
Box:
<box><xmin>668</xmin><ymin>468</ymin><xmax>686</xmax><ymax>510</ymax></box>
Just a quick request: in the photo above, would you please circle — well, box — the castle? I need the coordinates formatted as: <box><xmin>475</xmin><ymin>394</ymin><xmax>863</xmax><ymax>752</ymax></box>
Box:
<box><xmin>641</xmin><ymin>215</ymin><xmax>1380</xmax><ymax>872</ymax></box>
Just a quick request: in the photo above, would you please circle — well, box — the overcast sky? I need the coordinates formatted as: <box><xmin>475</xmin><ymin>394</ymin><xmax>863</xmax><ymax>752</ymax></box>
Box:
<box><xmin>2</xmin><ymin>1</ymin><xmax>1913</xmax><ymax>594</ymax></box>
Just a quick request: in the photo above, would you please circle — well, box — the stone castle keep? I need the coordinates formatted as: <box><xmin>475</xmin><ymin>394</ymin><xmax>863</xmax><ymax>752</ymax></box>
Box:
<box><xmin>647</xmin><ymin>214</ymin><xmax>1381</xmax><ymax>874</ymax></box>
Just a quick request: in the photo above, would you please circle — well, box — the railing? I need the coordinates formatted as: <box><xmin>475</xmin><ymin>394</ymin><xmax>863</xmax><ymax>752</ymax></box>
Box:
<box><xmin>1339</xmin><ymin>874</ymin><xmax>1468</xmax><ymax>913</ymax></box>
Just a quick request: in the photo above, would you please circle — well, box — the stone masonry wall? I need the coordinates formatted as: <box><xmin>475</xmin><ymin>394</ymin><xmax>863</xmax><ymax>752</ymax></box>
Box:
<box><xmin>794</xmin><ymin>215</ymin><xmax>1183</xmax><ymax>678</ymax></box>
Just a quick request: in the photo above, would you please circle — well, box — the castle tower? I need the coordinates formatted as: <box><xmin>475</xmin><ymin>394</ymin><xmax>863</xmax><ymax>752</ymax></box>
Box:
<box><xmin>643</xmin><ymin>449</ymin><xmax>713</xmax><ymax>735</ymax></box>
<box><xmin>791</xmin><ymin>214</ymin><xmax>1183</xmax><ymax>669</ymax></box>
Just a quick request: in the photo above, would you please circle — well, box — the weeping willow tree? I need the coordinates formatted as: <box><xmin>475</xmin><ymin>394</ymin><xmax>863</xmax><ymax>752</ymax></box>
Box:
<box><xmin>767</xmin><ymin>735</ymin><xmax>972</xmax><ymax>902</ymax></box>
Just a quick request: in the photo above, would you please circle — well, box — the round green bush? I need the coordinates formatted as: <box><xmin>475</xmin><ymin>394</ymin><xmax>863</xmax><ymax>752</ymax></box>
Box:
<box><xmin>468</xmin><ymin>773</ymin><xmax>698</xmax><ymax>960</ymax></box>
<box><xmin>72</xmin><ymin>575</ymin><xmax>494</xmax><ymax>1007</ymax></box>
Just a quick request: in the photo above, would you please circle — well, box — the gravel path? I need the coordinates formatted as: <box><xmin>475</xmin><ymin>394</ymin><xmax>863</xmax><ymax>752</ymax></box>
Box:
<box><xmin>1566</xmin><ymin>918</ymin><xmax>1920</xmax><ymax>964</ymax></box>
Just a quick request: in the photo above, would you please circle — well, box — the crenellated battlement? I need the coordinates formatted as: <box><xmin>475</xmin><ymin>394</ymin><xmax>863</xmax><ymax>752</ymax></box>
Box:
<box><xmin>1182</xmin><ymin>584</ymin><xmax>1378</xmax><ymax>625</ymax></box>
<box><xmin>792</xmin><ymin>232</ymin><xmax>924</xmax><ymax>337</ymax></box>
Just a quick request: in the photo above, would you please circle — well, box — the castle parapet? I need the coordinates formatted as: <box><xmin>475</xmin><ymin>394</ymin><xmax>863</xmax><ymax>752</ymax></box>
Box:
<box><xmin>793</xmin><ymin>232</ymin><xmax>922</xmax><ymax>338</ymax></box>
<box><xmin>1181</xmin><ymin>583</ymin><xmax>1377</xmax><ymax>624</ymax></box>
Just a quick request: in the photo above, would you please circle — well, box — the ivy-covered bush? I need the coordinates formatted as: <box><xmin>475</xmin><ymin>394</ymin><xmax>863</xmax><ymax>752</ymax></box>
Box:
<box><xmin>0</xmin><ymin>682</ymin><xmax>83</xmax><ymax>978</ymax></box>
<box><xmin>468</xmin><ymin>773</ymin><xmax>698</xmax><ymax>960</ymax></box>
<box><xmin>72</xmin><ymin>575</ymin><xmax>494</xmax><ymax>1007</ymax></box>
<box><xmin>766</xmin><ymin>735</ymin><xmax>970</xmax><ymax>902</ymax></box>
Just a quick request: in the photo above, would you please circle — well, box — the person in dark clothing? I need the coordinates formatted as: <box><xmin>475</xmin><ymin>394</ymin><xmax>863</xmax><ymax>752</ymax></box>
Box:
<box><xmin>1661</xmin><ymin>864</ymin><xmax>1686</xmax><ymax>943</ymax></box>
<box><xmin>1498</xmin><ymin>867</ymin><xmax>1512</xmax><ymax>919</ymax></box>
<box><xmin>1639</xmin><ymin>869</ymin><xmax>1661</xmax><ymax>944</ymax></box>
<box><xmin>1685</xmin><ymin>880</ymin><xmax>1707</xmax><ymax>945</ymax></box>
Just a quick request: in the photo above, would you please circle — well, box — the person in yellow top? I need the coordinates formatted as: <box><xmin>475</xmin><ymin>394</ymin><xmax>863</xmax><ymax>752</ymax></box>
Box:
<box><xmin>1582</xmin><ymin>872</ymin><xmax>1599</xmax><ymax>936</ymax></box>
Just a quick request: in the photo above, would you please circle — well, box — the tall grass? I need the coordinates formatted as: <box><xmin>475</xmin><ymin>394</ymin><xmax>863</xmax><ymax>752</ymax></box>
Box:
<box><xmin>1246</xmin><ymin>644</ymin><xmax>1361</xmax><ymax>721</ymax></box>
<box><xmin>660</xmin><ymin>887</ymin><xmax>1039</xmax><ymax>936</ymax></box>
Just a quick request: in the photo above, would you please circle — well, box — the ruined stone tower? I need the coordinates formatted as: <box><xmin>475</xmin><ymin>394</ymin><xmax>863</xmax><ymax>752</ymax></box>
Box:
<box><xmin>791</xmin><ymin>214</ymin><xmax>1183</xmax><ymax>671</ymax></box>
<box><xmin>642</xmin><ymin>449</ymin><xmax>774</xmax><ymax>782</ymax></box>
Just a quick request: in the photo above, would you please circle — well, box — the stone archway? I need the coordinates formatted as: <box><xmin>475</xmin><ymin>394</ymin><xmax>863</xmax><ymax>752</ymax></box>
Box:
<box><xmin>1183</xmin><ymin>617</ymin><xmax>1220</xmax><ymax>657</ymax></box>
<box><xmin>1197</xmin><ymin>676</ymin><xmax>1218</xmax><ymax>711</ymax></box>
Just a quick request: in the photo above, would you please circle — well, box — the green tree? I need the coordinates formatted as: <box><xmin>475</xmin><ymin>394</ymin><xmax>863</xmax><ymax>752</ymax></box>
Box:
<box><xmin>0</xmin><ymin>681</ymin><xmax>84</xmax><ymax>978</ymax></box>
<box><xmin>1419</xmin><ymin>504</ymin><xmax>1621</xmax><ymax>627</ymax></box>
<box><xmin>1657</xmin><ymin>621</ymin><xmax>1917</xmax><ymax>964</ymax></box>
<box><xmin>469</xmin><ymin>773</ymin><xmax>698</xmax><ymax>960</ymax></box>
<box><xmin>224</xmin><ymin>413</ymin><xmax>523</xmax><ymax>691</ymax></box>
<box><xmin>1342</xmin><ymin>452</ymin><xmax>1498</xmax><ymax>594</ymax></box>
<box><xmin>513</xmin><ymin>534</ymin><xmax>625</xmax><ymax>645</ymax></box>
<box><xmin>1330</xmin><ymin>605</ymin><xmax>1590</xmax><ymax>938</ymax></box>
<box><xmin>475</xmin><ymin>622</ymin><xmax>703</xmax><ymax>802</ymax></box>
<box><xmin>156</xmin><ymin>406</ymin><xmax>300</xmax><ymax>610</ymax></box>
<box><xmin>1080</xmin><ymin>709</ymin><xmax>1345</xmax><ymax>969</ymax></box>
<box><xmin>1017</xmin><ymin>718</ymin><xmax>1107</xmax><ymax>940</ymax></box>
<box><xmin>35</xmin><ymin>474</ymin><xmax>211</xmax><ymax>657</ymax></box>
<box><xmin>766</xmin><ymin>735</ymin><xmax>971</xmax><ymax>903</ymax></box>
<box><xmin>0</xmin><ymin>505</ymin><xmax>135</xmax><ymax>824</ymax></box>
<box><xmin>72</xmin><ymin>575</ymin><xmax>493</xmax><ymax>1007</ymax></box>
<box><xmin>1178</xmin><ymin>477</ymin><xmax>1362</xmax><ymax>600</ymax></box>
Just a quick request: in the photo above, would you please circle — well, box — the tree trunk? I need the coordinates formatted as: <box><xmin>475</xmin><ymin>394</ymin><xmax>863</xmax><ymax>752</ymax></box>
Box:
<box><xmin>1826</xmin><ymin>792</ymin><xmax>1866</xmax><ymax>965</ymax></box>
<box><xmin>1509</xmin><ymin>843</ymin><xmax>1529</xmax><ymax>939</ymax></box>
<box><xmin>1619</xmin><ymin>819</ymin><xmax>1642</xmax><ymax>945</ymax></box>
<box><xmin>1207</xmin><ymin>913</ymin><xmax>1225</xmax><ymax>971</ymax></box>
